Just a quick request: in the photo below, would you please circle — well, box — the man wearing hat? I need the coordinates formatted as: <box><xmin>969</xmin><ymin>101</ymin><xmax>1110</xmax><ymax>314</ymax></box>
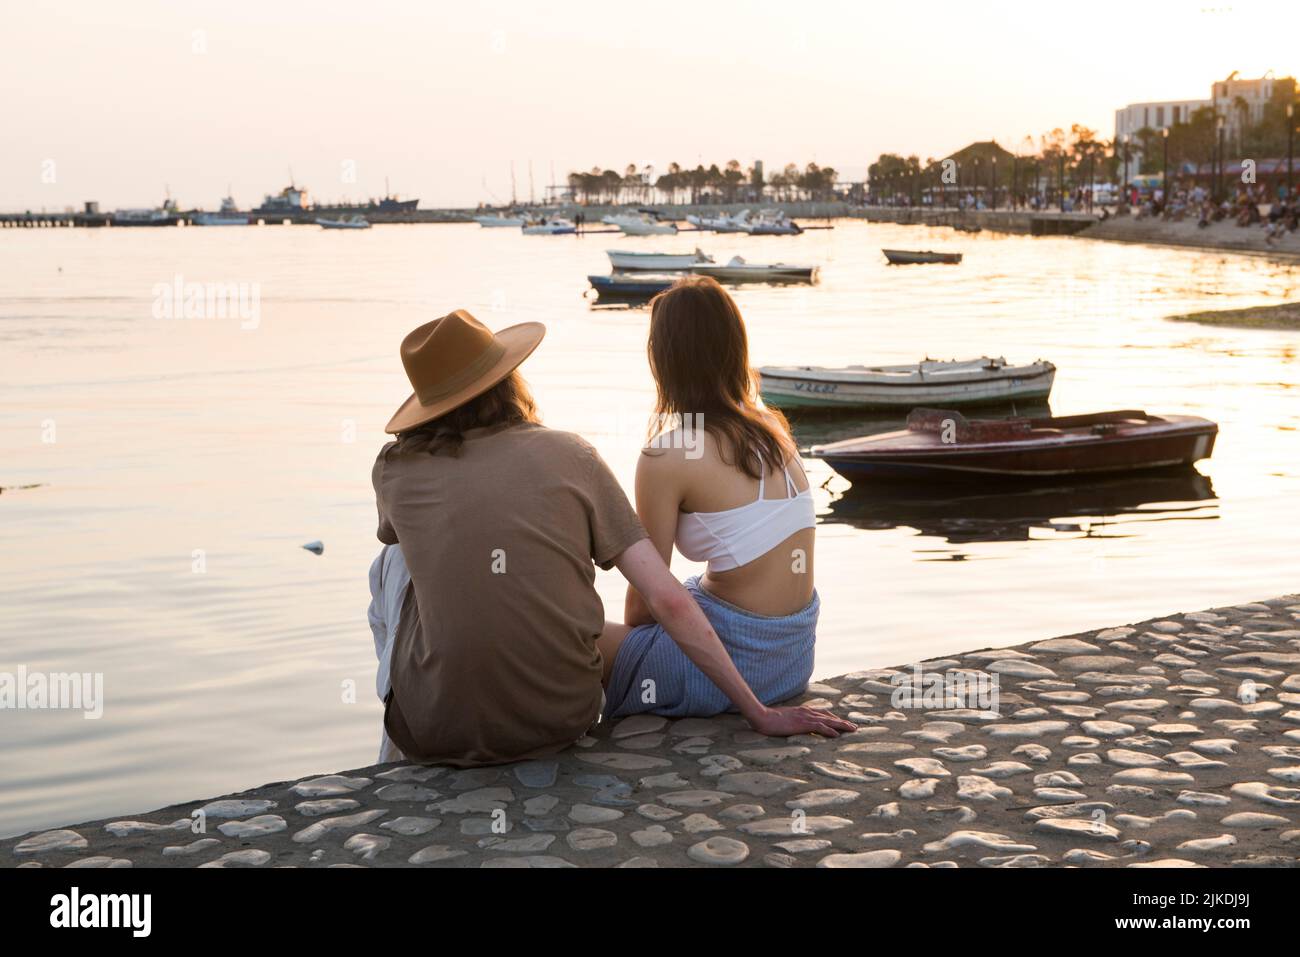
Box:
<box><xmin>368</xmin><ymin>310</ymin><xmax>852</xmax><ymax>767</ymax></box>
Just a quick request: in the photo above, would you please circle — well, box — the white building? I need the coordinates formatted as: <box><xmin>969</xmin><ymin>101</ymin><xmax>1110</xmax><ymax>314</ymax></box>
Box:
<box><xmin>1114</xmin><ymin>99</ymin><xmax>1209</xmax><ymax>142</ymax></box>
<box><xmin>1113</xmin><ymin>74</ymin><xmax>1296</xmax><ymax>179</ymax></box>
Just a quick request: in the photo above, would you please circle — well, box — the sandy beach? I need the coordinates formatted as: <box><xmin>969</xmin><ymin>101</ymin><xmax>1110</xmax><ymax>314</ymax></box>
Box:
<box><xmin>6</xmin><ymin>594</ymin><xmax>1298</xmax><ymax>869</ymax></box>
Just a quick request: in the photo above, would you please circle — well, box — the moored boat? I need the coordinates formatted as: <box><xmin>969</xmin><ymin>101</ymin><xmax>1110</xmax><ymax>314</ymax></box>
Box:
<box><xmin>587</xmin><ymin>274</ymin><xmax>675</xmax><ymax>302</ymax></box>
<box><xmin>608</xmin><ymin>249</ymin><xmax>712</xmax><ymax>271</ymax></box>
<box><xmin>883</xmin><ymin>249</ymin><xmax>962</xmax><ymax>265</ymax></box>
<box><xmin>686</xmin><ymin>210</ymin><xmax>752</xmax><ymax>233</ymax></box>
<box><xmin>747</xmin><ymin>208</ymin><xmax>803</xmax><ymax>235</ymax></box>
<box><xmin>522</xmin><ymin>218</ymin><xmax>576</xmax><ymax>235</ymax></box>
<box><xmin>112</xmin><ymin>197</ymin><xmax>181</xmax><ymax>227</ymax></box>
<box><xmin>602</xmin><ymin>211</ymin><xmax>677</xmax><ymax>235</ymax></box>
<box><xmin>759</xmin><ymin>357</ymin><xmax>1055</xmax><ymax>410</ymax></box>
<box><xmin>194</xmin><ymin>196</ymin><xmax>250</xmax><ymax>226</ymax></box>
<box><xmin>811</xmin><ymin>407</ymin><xmax>1218</xmax><ymax>483</ymax></box>
<box><xmin>317</xmin><ymin>214</ymin><xmax>371</xmax><ymax>229</ymax></box>
<box><xmin>690</xmin><ymin>255</ymin><xmax>817</xmax><ymax>284</ymax></box>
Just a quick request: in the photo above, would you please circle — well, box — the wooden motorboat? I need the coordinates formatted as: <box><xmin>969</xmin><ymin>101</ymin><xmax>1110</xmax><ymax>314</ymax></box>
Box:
<box><xmin>587</xmin><ymin>274</ymin><xmax>675</xmax><ymax>302</ymax></box>
<box><xmin>811</xmin><ymin>408</ymin><xmax>1217</xmax><ymax>483</ymax></box>
<box><xmin>883</xmin><ymin>248</ymin><xmax>962</xmax><ymax>265</ymax></box>
<box><xmin>760</xmin><ymin>357</ymin><xmax>1055</xmax><ymax>410</ymax></box>
<box><xmin>608</xmin><ymin>249</ymin><xmax>712</xmax><ymax>271</ymax></box>
<box><xmin>690</xmin><ymin>256</ymin><xmax>817</xmax><ymax>284</ymax></box>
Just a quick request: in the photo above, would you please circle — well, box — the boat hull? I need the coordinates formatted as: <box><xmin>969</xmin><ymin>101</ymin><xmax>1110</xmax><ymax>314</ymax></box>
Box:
<box><xmin>760</xmin><ymin>362</ymin><xmax>1055</xmax><ymax>410</ymax></box>
<box><xmin>816</xmin><ymin>415</ymin><xmax>1217</xmax><ymax>483</ymax></box>
<box><xmin>691</xmin><ymin>265</ymin><xmax>815</xmax><ymax>283</ymax></box>
<box><xmin>608</xmin><ymin>251</ymin><xmax>706</xmax><ymax>271</ymax></box>
<box><xmin>587</xmin><ymin>276</ymin><xmax>673</xmax><ymax>301</ymax></box>
<box><xmin>883</xmin><ymin>249</ymin><xmax>962</xmax><ymax>265</ymax></box>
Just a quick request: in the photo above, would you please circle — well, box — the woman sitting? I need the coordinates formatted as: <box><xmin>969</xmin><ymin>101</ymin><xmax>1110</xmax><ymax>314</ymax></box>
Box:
<box><xmin>600</xmin><ymin>277</ymin><xmax>823</xmax><ymax>719</ymax></box>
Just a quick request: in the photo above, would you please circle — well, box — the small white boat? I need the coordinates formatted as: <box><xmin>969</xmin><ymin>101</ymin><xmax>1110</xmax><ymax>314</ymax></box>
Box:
<box><xmin>690</xmin><ymin>256</ymin><xmax>816</xmax><ymax>283</ymax></box>
<box><xmin>474</xmin><ymin>213</ymin><xmax>526</xmax><ymax>227</ymax></box>
<box><xmin>194</xmin><ymin>196</ymin><xmax>249</xmax><ymax>226</ymax></box>
<box><xmin>317</xmin><ymin>214</ymin><xmax>371</xmax><ymax>229</ymax></box>
<box><xmin>522</xmin><ymin>218</ymin><xmax>576</xmax><ymax>235</ymax></box>
<box><xmin>687</xmin><ymin>210</ymin><xmax>752</xmax><ymax>233</ymax></box>
<box><xmin>748</xmin><ymin>208</ymin><xmax>803</xmax><ymax>235</ymax></box>
<box><xmin>602</xmin><ymin>212</ymin><xmax>677</xmax><ymax>235</ymax></box>
<box><xmin>608</xmin><ymin>248</ymin><xmax>712</xmax><ymax>271</ymax></box>
<box><xmin>759</xmin><ymin>357</ymin><xmax>1057</xmax><ymax>410</ymax></box>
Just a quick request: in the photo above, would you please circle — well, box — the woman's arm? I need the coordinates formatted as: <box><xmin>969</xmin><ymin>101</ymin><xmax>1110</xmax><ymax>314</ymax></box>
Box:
<box><xmin>623</xmin><ymin>449</ymin><xmax>680</xmax><ymax>626</ymax></box>
<box><xmin>614</xmin><ymin>538</ymin><xmax>855</xmax><ymax>738</ymax></box>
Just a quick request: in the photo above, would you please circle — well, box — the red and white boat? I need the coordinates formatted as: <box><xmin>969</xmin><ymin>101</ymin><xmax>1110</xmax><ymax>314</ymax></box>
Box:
<box><xmin>812</xmin><ymin>408</ymin><xmax>1217</xmax><ymax>483</ymax></box>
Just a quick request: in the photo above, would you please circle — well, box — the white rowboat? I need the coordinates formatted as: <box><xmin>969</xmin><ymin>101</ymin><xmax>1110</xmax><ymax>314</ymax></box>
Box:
<box><xmin>608</xmin><ymin>249</ymin><xmax>712</xmax><ymax>271</ymax></box>
<box><xmin>759</xmin><ymin>357</ymin><xmax>1056</xmax><ymax>410</ymax></box>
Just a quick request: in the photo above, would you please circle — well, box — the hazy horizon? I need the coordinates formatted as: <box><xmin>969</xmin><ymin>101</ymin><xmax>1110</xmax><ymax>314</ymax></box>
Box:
<box><xmin>3</xmin><ymin>0</ymin><xmax>1296</xmax><ymax>211</ymax></box>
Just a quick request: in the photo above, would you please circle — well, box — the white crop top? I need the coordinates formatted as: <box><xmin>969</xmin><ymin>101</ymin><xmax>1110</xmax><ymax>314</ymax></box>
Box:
<box><xmin>675</xmin><ymin>458</ymin><xmax>815</xmax><ymax>572</ymax></box>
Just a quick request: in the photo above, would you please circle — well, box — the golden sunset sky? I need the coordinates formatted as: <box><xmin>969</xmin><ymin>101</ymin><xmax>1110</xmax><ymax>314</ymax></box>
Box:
<box><xmin>2</xmin><ymin>0</ymin><xmax>1296</xmax><ymax>209</ymax></box>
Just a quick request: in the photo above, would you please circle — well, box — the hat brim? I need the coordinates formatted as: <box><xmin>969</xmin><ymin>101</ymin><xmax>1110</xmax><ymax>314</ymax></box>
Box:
<box><xmin>384</xmin><ymin>321</ymin><xmax>546</xmax><ymax>434</ymax></box>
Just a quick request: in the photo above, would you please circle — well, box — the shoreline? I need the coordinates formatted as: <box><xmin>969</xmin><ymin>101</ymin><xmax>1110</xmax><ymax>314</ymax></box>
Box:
<box><xmin>1169</xmin><ymin>302</ymin><xmax>1300</xmax><ymax>331</ymax></box>
<box><xmin>6</xmin><ymin>595</ymin><xmax>1298</xmax><ymax>868</ymax></box>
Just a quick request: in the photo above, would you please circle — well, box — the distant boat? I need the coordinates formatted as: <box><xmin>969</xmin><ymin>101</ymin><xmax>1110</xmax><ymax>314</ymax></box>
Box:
<box><xmin>953</xmin><ymin>223</ymin><xmax>982</xmax><ymax>234</ymax></box>
<box><xmin>112</xmin><ymin>197</ymin><xmax>180</xmax><ymax>227</ymax></box>
<box><xmin>602</xmin><ymin>211</ymin><xmax>677</xmax><ymax>235</ymax></box>
<box><xmin>759</xmin><ymin>357</ymin><xmax>1056</xmax><ymax>411</ymax></box>
<box><xmin>317</xmin><ymin>214</ymin><xmax>371</xmax><ymax>229</ymax></box>
<box><xmin>812</xmin><ymin>408</ymin><xmax>1217</xmax><ymax>483</ymax></box>
<box><xmin>687</xmin><ymin>210</ymin><xmax>752</xmax><ymax>233</ymax></box>
<box><xmin>194</xmin><ymin>196</ymin><xmax>249</xmax><ymax>226</ymax></box>
<box><xmin>747</xmin><ymin>208</ymin><xmax>803</xmax><ymax>235</ymax></box>
<box><xmin>587</xmin><ymin>274</ymin><xmax>674</xmax><ymax>302</ymax></box>
<box><xmin>608</xmin><ymin>249</ymin><xmax>712</xmax><ymax>271</ymax></box>
<box><xmin>883</xmin><ymin>249</ymin><xmax>962</xmax><ymax>265</ymax></box>
<box><xmin>254</xmin><ymin>183</ymin><xmax>309</xmax><ymax>216</ymax></box>
<box><xmin>690</xmin><ymin>255</ymin><xmax>816</xmax><ymax>284</ymax></box>
<box><xmin>522</xmin><ymin>218</ymin><xmax>576</xmax><ymax>235</ymax></box>
<box><xmin>474</xmin><ymin>213</ymin><xmax>526</xmax><ymax>227</ymax></box>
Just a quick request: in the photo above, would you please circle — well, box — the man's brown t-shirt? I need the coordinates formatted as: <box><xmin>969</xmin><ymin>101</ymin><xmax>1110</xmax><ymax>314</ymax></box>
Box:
<box><xmin>372</xmin><ymin>422</ymin><xmax>646</xmax><ymax>766</ymax></box>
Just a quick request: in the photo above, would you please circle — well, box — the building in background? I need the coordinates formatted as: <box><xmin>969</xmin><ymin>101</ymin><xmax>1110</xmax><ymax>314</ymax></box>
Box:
<box><xmin>1114</xmin><ymin>73</ymin><xmax>1296</xmax><ymax>174</ymax></box>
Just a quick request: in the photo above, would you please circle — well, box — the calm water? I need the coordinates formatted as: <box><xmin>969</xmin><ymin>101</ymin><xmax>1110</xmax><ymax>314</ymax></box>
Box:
<box><xmin>2</xmin><ymin>220</ymin><xmax>1298</xmax><ymax>838</ymax></box>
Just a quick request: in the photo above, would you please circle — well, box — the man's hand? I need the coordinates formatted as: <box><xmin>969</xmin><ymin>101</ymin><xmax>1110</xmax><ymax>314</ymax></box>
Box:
<box><xmin>745</xmin><ymin>705</ymin><xmax>857</xmax><ymax>739</ymax></box>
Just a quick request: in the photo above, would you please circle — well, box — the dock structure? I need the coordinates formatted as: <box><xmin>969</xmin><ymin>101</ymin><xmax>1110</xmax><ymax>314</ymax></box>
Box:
<box><xmin>853</xmin><ymin>206</ymin><xmax>1099</xmax><ymax>236</ymax></box>
<box><xmin>0</xmin><ymin>209</ymin><xmax>474</xmax><ymax>228</ymax></box>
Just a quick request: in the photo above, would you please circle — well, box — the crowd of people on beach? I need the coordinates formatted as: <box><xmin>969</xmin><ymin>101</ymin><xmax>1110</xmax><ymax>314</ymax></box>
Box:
<box><xmin>1135</xmin><ymin>181</ymin><xmax>1299</xmax><ymax>243</ymax></box>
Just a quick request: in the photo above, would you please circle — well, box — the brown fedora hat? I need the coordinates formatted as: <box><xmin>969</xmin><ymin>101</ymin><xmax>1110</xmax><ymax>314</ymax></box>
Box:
<box><xmin>385</xmin><ymin>309</ymin><xmax>545</xmax><ymax>434</ymax></box>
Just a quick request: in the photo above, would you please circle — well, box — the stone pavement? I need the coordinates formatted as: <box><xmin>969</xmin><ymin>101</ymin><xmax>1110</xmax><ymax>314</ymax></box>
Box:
<box><xmin>6</xmin><ymin>596</ymin><xmax>1300</xmax><ymax>868</ymax></box>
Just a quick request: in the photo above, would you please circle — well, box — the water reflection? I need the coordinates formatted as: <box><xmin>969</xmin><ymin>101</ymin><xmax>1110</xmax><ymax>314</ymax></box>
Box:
<box><xmin>787</xmin><ymin>402</ymin><xmax>1053</xmax><ymax>449</ymax></box>
<box><xmin>821</xmin><ymin>468</ymin><xmax>1217</xmax><ymax>544</ymax></box>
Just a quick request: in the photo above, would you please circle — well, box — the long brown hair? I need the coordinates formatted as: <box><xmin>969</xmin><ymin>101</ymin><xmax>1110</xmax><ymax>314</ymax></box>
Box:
<box><xmin>389</xmin><ymin>370</ymin><xmax>540</xmax><ymax>458</ymax></box>
<box><xmin>646</xmin><ymin>276</ymin><xmax>795</xmax><ymax>480</ymax></box>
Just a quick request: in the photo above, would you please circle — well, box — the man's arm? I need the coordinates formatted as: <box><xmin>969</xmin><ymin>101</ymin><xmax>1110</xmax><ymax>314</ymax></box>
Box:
<box><xmin>623</xmin><ymin>450</ymin><xmax>679</xmax><ymax>627</ymax></box>
<box><xmin>613</xmin><ymin>538</ymin><xmax>855</xmax><ymax>738</ymax></box>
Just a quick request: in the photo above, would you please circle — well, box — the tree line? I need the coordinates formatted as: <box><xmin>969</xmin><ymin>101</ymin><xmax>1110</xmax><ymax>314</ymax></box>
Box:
<box><xmin>566</xmin><ymin>162</ymin><xmax>839</xmax><ymax>205</ymax></box>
